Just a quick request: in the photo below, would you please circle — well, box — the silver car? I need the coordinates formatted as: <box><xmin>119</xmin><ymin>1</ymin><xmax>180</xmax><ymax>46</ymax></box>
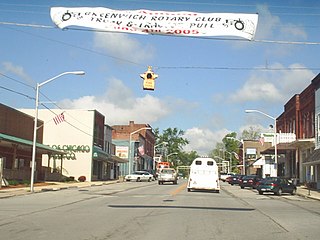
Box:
<box><xmin>158</xmin><ymin>168</ymin><xmax>178</xmax><ymax>185</ymax></box>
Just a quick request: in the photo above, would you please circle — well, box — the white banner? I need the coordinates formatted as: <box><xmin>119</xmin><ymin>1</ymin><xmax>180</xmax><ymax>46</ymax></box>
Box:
<box><xmin>50</xmin><ymin>7</ymin><xmax>258</xmax><ymax>40</ymax></box>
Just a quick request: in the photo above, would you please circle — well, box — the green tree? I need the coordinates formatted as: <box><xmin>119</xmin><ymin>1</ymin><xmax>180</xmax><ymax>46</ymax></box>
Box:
<box><xmin>154</xmin><ymin>127</ymin><xmax>189</xmax><ymax>154</ymax></box>
<box><xmin>154</xmin><ymin>127</ymin><xmax>193</xmax><ymax>168</ymax></box>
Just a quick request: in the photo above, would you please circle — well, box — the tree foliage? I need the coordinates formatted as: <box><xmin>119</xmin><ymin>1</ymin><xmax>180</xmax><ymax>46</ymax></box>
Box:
<box><xmin>154</xmin><ymin>127</ymin><xmax>197</xmax><ymax>167</ymax></box>
<box><xmin>154</xmin><ymin>127</ymin><xmax>189</xmax><ymax>154</ymax></box>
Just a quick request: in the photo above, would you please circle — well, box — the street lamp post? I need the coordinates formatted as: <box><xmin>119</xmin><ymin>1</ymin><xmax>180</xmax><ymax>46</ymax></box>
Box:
<box><xmin>245</xmin><ymin>109</ymin><xmax>277</xmax><ymax>177</ymax></box>
<box><xmin>129</xmin><ymin>127</ymin><xmax>152</xmax><ymax>174</ymax></box>
<box><xmin>30</xmin><ymin>71</ymin><xmax>85</xmax><ymax>193</ymax></box>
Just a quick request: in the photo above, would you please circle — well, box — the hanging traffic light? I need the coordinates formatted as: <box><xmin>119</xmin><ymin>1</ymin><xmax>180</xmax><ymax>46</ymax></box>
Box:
<box><xmin>140</xmin><ymin>66</ymin><xmax>158</xmax><ymax>91</ymax></box>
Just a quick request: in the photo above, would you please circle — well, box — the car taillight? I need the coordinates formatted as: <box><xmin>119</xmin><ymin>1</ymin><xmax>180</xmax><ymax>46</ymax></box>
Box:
<box><xmin>271</xmin><ymin>183</ymin><xmax>278</xmax><ymax>187</ymax></box>
<box><xmin>249</xmin><ymin>180</ymin><xmax>253</xmax><ymax>183</ymax></box>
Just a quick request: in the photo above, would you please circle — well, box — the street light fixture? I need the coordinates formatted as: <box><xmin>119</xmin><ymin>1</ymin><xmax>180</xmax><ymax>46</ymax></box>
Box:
<box><xmin>166</xmin><ymin>152</ymin><xmax>178</xmax><ymax>162</ymax></box>
<box><xmin>30</xmin><ymin>71</ymin><xmax>85</xmax><ymax>193</ymax></box>
<box><xmin>129</xmin><ymin>127</ymin><xmax>152</xmax><ymax>173</ymax></box>
<box><xmin>245</xmin><ymin>109</ymin><xmax>277</xmax><ymax>177</ymax></box>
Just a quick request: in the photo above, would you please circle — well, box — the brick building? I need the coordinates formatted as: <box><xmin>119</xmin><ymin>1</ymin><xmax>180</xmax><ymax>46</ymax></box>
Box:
<box><xmin>112</xmin><ymin>121</ymin><xmax>155</xmax><ymax>175</ymax></box>
<box><xmin>0</xmin><ymin>103</ymin><xmax>62</xmax><ymax>183</ymax></box>
<box><xmin>276</xmin><ymin>74</ymin><xmax>318</xmax><ymax>185</ymax></box>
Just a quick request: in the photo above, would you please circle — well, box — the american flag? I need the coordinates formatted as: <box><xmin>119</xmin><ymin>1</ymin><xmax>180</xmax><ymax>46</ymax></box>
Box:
<box><xmin>259</xmin><ymin>137</ymin><xmax>264</xmax><ymax>146</ymax></box>
<box><xmin>138</xmin><ymin>145</ymin><xmax>145</xmax><ymax>155</ymax></box>
<box><xmin>53</xmin><ymin>113</ymin><xmax>65</xmax><ymax>125</ymax></box>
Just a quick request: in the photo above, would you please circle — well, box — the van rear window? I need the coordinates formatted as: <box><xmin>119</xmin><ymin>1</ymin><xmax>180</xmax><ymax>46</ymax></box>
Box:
<box><xmin>207</xmin><ymin>161</ymin><xmax>214</xmax><ymax>166</ymax></box>
<box><xmin>195</xmin><ymin>160</ymin><xmax>202</xmax><ymax>165</ymax></box>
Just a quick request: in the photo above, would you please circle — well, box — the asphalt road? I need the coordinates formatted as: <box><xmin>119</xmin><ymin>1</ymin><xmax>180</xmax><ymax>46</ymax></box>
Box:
<box><xmin>0</xmin><ymin>180</ymin><xmax>320</xmax><ymax>240</ymax></box>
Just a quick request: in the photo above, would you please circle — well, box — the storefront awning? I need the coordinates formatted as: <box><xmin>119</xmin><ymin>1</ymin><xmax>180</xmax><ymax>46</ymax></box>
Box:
<box><xmin>111</xmin><ymin>155</ymin><xmax>128</xmax><ymax>163</ymax></box>
<box><xmin>253</xmin><ymin>157</ymin><xmax>264</xmax><ymax>166</ymax></box>
<box><xmin>303</xmin><ymin>148</ymin><xmax>320</xmax><ymax>165</ymax></box>
<box><xmin>0</xmin><ymin>132</ymin><xmax>64</xmax><ymax>155</ymax></box>
<box><xmin>289</xmin><ymin>138</ymin><xmax>314</xmax><ymax>148</ymax></box>
<box><xmin>93</xmin><ymin>146</ymin><xmax>128</xmax><ymax>163</ymax></box>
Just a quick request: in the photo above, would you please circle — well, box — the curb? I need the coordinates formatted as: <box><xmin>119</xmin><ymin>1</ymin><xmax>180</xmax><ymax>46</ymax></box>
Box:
<box><xmin>0</xmin><ymin>180</ymin><xmax>120</xmax><ymax>199</ymax></box>
<box><xmin>296</xmin><ymin>192</ymin><xmax>320</xmax><ymax>201</ymax></box>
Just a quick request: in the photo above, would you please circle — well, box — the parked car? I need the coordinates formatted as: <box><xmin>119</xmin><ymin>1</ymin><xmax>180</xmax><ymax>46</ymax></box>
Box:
<box><xmin>220</xmin><ymin>172</ymin><xmax>235</xmax><ymax>182</ymax></box>
<box><xmin>239</xmin><ymin>175</ymin><xmax>261</xmax><ymax>189</ymax></box>
<box><xmin>254</xmin><ymin>177</ymin><xmax>267</xmax><ymax>189</ymax></box>
<box><xmin>125</xmin><ymin>171</ymin><xmax>154</xmax><ymax>182</ymax></box>
<box><xmin>229</xmin><ymin>174</ymin><xmax>245</xmax><ymax>185</ymax></box>
<box><xmin>158</xmin><ymin>168</ymin><xmax>178</xmax><ymax>185</ymax></box>
<box><xmin>256</xmin><ymin>177</ymin><xmax>297</xmax><ymax>195</ymax></box>
<box><xmin>142</xmin><ymin>169</ymin><xmax>157</xmax><ymax>180</ymax></box>
<box><xmin>226</xmin><ymin>175</ymin><xmax>234</xmax><ymax>184</ymax></box>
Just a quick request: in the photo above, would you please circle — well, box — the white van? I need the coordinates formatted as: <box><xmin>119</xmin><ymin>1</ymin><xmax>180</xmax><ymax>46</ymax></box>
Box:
<box><xmin>187</xmin><ymin>157</ymin><xmax>220</xmax><ymax>193</ymax></box>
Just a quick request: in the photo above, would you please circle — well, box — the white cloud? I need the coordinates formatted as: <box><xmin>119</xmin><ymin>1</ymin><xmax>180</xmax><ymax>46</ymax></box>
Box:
<box><xmin>255</xmin><ymin>4</ymin><xmax>307</xmax><ymax>40</ymax></box>
<box><xmin>1</xmin><ymin>61</ymin><xmax>34</xmax><ymax>85</ymax></box>
<box><xmin>59</xmin><ymin>78</ymin><xmax>170</xmax><ymax>125</ymax></box>
<box><xmin>229</xmin><ymin>63</ymin><xmax>315</xmax><ymax>103</ymax></box>
<box><xmin>183</xmin><ymin>127</ymin><xmax>230</xmax><ymax>155</ymax></box>
<box><xmin>93</xmin><ymin>32</ymin><xmax>155</xmax><ymax>63</ymax></box>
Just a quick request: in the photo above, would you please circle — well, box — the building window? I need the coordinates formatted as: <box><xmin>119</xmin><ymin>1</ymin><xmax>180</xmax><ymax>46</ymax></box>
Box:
<box><xmin>0</xmin><ymin>157</ymin><xmax>6</xmax><ymax>169</ymax></box>
<box><xmin>14</xmin><ymin>158</ymin><xmax>19</xmax><ymax>169</ymax></box>
<box><xmin>311</xmin><ymin>111</ymin><xmax>315</xmax><ymax>137</ymax></box>
<box><xmin>13</xmin><ymin>158</ymin><xmax>25</xmax><ymax>169</ymax></box>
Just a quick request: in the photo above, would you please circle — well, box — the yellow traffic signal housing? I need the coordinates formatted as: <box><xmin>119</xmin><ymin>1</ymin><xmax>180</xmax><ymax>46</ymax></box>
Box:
<box><xmin>140</xmin><ymin>66</ymin><xmax>158</xmax><ymax>91</ymax></box>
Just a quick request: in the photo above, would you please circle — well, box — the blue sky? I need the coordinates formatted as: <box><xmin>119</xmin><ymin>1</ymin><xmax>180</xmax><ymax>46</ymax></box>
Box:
<box><xmin>0</xmin><ymin>0</ymin><xmax>319</xmax><ymax>154</ymax></box>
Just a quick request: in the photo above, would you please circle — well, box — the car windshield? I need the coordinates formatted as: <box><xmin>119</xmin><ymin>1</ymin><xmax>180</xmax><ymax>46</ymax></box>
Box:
<box><xmin>263</xmin><ymin>179</ymin><xmax>278</xmax><ymax>184</ymax></box>
<box><xmin>243</xmin><ymin>175</ymin><xmax>256</xmax><ymax>179</ymax></box>
<box><xmin>161</xmin><ymin>169</ymin><xmax>175</xmax><ymax>174</ymax></box>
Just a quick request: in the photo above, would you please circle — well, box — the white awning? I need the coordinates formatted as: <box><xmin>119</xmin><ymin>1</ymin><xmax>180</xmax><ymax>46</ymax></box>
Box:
<box><xmin>253</xmin><ymin>158</ymin><xmax>264</xmax><ymax>166</ymax></box>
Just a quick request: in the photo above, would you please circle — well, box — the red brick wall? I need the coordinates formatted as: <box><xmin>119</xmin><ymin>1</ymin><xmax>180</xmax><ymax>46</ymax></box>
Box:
<box><xmin>0</xmin><ymin>103</ymin><xmax>43</xmax><ymax>142</ymax></box>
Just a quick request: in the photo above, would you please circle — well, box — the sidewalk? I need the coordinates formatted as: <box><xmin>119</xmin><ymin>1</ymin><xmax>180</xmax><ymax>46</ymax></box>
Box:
<box><xmin>296</xmin><ymin>185</ymin><xmax>320</xmax><ymax>201</ymax></box>
<box><xmin>0</xmin><ymin>180</ymin><xmax>121</xmax><ymax>199</ymax></box>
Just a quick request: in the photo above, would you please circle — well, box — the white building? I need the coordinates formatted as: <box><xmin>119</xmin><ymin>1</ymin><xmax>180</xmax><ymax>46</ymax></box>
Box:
<box><xmin>20</xmin><ymin>108</ymin><xmax>126</xmax><ymax>182</ymax></box>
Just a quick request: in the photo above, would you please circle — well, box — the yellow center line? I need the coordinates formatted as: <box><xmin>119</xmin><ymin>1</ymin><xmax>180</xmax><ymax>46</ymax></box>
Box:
<box><xmin>170</xmin><ymin>182</ymin><xmax>187</xmax><ymax>196</ymax></box>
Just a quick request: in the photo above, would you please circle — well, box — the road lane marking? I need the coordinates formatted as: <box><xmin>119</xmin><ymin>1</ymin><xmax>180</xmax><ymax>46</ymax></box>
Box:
<box><xmin>170</xmin><ymin>183</ymin><xmax>187</xmax><ymax>196</ymax></box>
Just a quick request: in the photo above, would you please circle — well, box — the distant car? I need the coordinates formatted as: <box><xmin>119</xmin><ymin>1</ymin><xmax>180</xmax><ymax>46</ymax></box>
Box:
<box><xmin>229</xmin><ymin>174</ymin><xmax>245</xmax><ymax>185</ymax></box>
<box><xmin>239</xmin><ymin>175</ymin><xmax>261</xmax><ymax>189</ymax></box>
<box><xmin>125</xmin><ymin>171</ymin><xmax>154</xmax><ymax>182</ymax></box>
<box><xmin>256</xmin><ymin>177</ymin><xmax>297</xmax><ymax>195</ymax></box>
<box><xmin>226</xmin><ymin>175</ymin><xmax>234</xmax><ymax>184</ymax></box>
<box><xmin>158</xmin><ymin>168</ymin><xmax>178</xmax><ymax>185</ymax></box>
<box><xmin>220</xmin><ymin>172</ymin><xmax>236</xmax><ymax>182</ymax></box>
<box><xmin>142</xmin><ymin>169</ymin><xmax>157</xmax><ymax>180</ymax></box>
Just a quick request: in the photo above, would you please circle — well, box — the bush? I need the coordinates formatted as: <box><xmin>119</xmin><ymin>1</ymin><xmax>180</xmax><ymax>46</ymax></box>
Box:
<box><xmin>8</xmin><ymin>180</ymin><xmax>20</xmax><ymax>186</ymax></box>
<box><xmin>78</xmin><ymin>176</ymin><xmax>86</xmax><ymax>182</ymax></box>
